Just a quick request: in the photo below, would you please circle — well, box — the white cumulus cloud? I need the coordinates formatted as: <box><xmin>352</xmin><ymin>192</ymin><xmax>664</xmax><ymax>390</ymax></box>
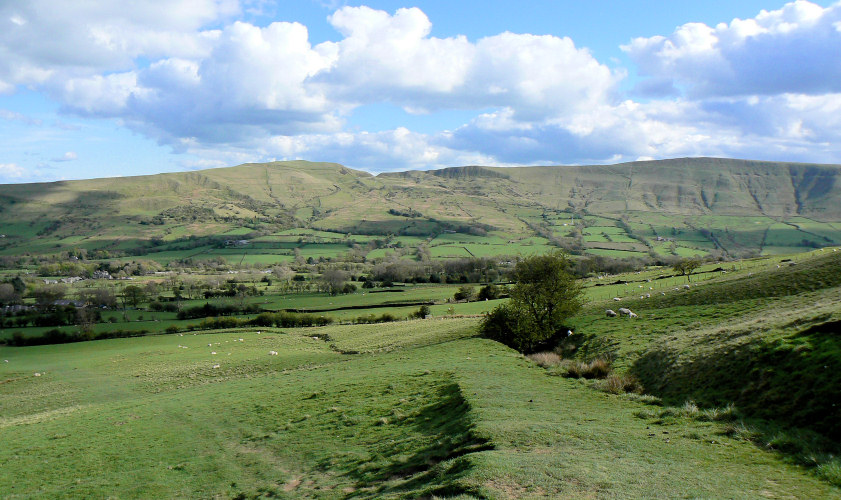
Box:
<box><xmin>623</xmin><ymin>0</ymin><xmax>841</xmax><ymax>97</ymax></box>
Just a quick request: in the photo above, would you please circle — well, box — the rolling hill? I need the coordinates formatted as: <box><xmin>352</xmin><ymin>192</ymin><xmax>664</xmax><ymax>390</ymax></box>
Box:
<box><xmin>1</xmin><ymin>157</ymin><xmax>840</xmax><ymax>262</ymax></box>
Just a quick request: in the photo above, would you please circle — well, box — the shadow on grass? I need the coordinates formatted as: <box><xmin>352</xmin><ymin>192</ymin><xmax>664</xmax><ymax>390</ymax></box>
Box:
<box><xmin>630</xmin><ymin>318</ymin><xmax>841</xmax><ymax>483</ymax></box>
<box><xmin>336</xmin><ymin>382</ymin><xmax>493</xmax><ymax>498</ymax></box>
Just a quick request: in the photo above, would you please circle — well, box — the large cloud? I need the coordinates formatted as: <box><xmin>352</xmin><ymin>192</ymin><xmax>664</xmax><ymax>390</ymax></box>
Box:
<box><xmin>57</xmin><ymin>20</ymin><xmax>341</xmax><ymax>145</ymax></box>
<box><xmin>2</xmin><ymin>1</ymin><xmax>841</xmax><ymax>179</ymax></box>
<box><xmin>317</xmin><ymin>6</ymin><xmax>619</xmax><ymax>118</ymax></box>
<box><xmin>0</xmin><ymin>0</ymin><xmax>238</xmax><ymax>92</ymax></box>
<box><xmin>48</xmin><ymin>4</ymin><xmax>619</xmax><ymax>151</ymax></box>
<box><xmin>624</xmin><ymin>0</ymin><xmax>841</xmax><ymax>98</ymax></box>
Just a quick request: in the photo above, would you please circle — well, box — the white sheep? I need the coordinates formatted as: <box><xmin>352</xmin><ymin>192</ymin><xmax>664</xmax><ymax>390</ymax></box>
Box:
<box><xmin>629</xmin><ymin>312</ymin><xmax>638</xmax><ymax>319</ymax></box>
<box><xmin>613</xmin><ymin>297</ymin><xmax>621</xmax><ymax>301</ymax></box>
<box><xmin>683</xmin><ymin>284</ymin><xmax>690</xmax><ymax>289</ymax></box>
<box><xmin>269</xmin><ymin>351</ymin><xmax>278</xmax><ymax>356</ymax></box>
<box><xmin>605</xmin><ymin>309</ymin><xmax>618</xmax><ymax>317</ymax></box>
<box><xmin>618</xmin><ymin>308</ymin><xmax>632</xmax><ymax>316</ymax></box>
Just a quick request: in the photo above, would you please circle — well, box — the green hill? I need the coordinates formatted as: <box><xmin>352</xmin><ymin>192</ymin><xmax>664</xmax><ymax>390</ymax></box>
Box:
<box><xmin>1</xmin><ymin>157</ymin><xmax>840</xmax><ymax>262</ymax></box>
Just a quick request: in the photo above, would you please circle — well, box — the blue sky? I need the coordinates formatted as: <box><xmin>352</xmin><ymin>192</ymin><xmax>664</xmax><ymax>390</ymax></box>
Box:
<box><xmin>1</xmin><ymin>0</ymin><xmax>839</xmax><ymax>183</ymax></box>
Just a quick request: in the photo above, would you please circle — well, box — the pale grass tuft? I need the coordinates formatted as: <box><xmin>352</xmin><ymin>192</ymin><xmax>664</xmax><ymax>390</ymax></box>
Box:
<box><xmin>528</xmin><ymin>352</ymin><xmax>562</xmax><ymax>368</ymax></box>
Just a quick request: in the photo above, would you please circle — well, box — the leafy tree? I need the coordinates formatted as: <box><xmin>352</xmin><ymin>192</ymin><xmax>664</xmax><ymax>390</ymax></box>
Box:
<box><xmin>453</xmin><ymin>285</ymin><xmax>476</xmax><ymax>302</ymax></box>
<box><xmin>121</xmin><ymin>285</ymin><xmax>147</xmax><ymax>308</ymax></box>
<box><xmin>33</xmin><ymin>284</ymin><xmax>67</xmax><ymax>310</ymax></box>
<box><xmin>477</xmin><ymin>284</ymin><xmax>502</xmax><ymax>301</ymax></box>
<box><xmin>0</xmin><ymin>283</ymin><xmax>20</xmax><ymax>305</ymax></box>
<box><xmin>320</xmin><ymin>269</ymin><xmax>347</xmax><ymax>296</ymax></box>
<box><xmin>480</xmin><ymin>251</ymin><xmax>583</xmax><ymax>353</ymax></box>
<box><xmin>673</xmin><ymin>258</ymin><xmax>701</xmax><ymax>282</ymax></box>
<box><xmin>10</xmin><ymin>276</ymin><xmax>26</xmax><ymax>294</ymax></box>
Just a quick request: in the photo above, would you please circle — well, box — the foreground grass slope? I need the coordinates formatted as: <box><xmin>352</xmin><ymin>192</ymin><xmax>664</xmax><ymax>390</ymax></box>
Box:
<box><xmin>563</xmin><ymin>249</ymin><xmax>841</xmax><ymax>480</ymax></box>
<box><xmin>2</xmin><ymin>300</ymin><xmax>839</xmax><ymax>498</ymax></box>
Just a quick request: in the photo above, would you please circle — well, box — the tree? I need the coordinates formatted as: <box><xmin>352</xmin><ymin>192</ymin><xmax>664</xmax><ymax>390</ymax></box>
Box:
<box><xmin>0</xmin><ymin>283</ymin><xmax>20</xmax><ymax>305</ymax></box>
<box><xmin>477</xmin><ymin>284</ymin><xmax>502</xmax><ymax>301</ymax></box>
<box><xmin>673</xmin><ymin>258</ymin><xmax>701</xmax><ymax>282</ymax></box>
<box><xmin>453</xmin><ymin>285</ymin><xmax>475</xmax><ymax>302</ymax></box>
<box><xmin>121</xmin><ymin>285</ymin><xmax>147</xmax><ymax>308</ymax></box>
<box><xmin>79</xmin><ymin>287</ymin><xmax>117</xmax><ymax>308</ymax></box>
<box><xmin>320</xmin><ymin>269</ymin><xmax>346</xmax><ymax>296</ymax></box>
<box><xmin>33</xmin><ymin>284</ymin><xmax>67</xmax><ymax>310</ymax></box>
<box><xmin>480</xmin><ymin>251</ymin><xmax>584</xmax><ymax>353</ymax></box>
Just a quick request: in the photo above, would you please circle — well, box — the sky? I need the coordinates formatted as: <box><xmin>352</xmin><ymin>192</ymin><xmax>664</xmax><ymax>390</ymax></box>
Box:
<box><xmin>1</xmin><ymin>0</ymin><xmax>840</xmax><ymax>183</ymax></box>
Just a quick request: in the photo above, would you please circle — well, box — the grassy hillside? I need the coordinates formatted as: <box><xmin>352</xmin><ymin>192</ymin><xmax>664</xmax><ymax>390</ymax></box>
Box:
<box><xmin>2</xmin><ymin>320</ymin><xmax>839</xmax><ymax>498</ymax></box>
<box><xmin>558</xmin><ymin>248</ymin><xmax>841</xmax><ymax>479</ymax></box>
<box><xmin>1</xmin><ymin>158</ymin><xmax>841</xmax><ymax>264</ymax></box>
<box><xmin>2</xmin><ymin>249</ymin><xmax>840</xmax><ymax>497</ymax></box>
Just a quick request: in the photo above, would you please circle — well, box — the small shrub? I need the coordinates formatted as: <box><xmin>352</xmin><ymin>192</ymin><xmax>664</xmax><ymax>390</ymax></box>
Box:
<box><xmin>410</xmin><ymin>304</ymin><xmax>430</xmax><ymax>319</ymax></box>
<box><xmin>165</xmin><ymin>325</ymin><xmax>180</xmax><ymax>334</ymax></box>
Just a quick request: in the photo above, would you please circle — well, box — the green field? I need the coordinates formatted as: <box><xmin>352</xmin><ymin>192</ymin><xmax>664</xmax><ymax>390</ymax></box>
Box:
<box><xmin>1</xmin><ymin>249</ymin><xmax>840</xmax><ymax>497</ymax></box>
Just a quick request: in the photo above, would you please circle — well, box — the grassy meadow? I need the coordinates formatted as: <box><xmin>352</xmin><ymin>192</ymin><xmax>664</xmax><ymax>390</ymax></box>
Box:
<box><xmin>1</xmin><ymin>248</ymin><xmax>841</xmax><ymax>498</ymax></box>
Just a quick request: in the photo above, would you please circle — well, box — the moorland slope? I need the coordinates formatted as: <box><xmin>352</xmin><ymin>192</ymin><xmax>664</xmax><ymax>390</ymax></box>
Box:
<box><xmin>1</xmin><ymin>158</ymin><xmax>840</xmax><ymax>260</ymax></box>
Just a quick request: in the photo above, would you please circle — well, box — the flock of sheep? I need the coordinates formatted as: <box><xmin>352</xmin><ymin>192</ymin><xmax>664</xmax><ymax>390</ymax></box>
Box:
<box><xmin>605</xmin><ymin>283</ymin><xmax>694</xmax><ymax>319</ymax></box>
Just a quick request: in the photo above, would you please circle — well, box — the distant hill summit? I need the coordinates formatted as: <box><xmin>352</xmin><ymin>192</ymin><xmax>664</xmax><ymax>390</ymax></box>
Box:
<box><xmin>1</xmin><ymin>158</ymin><xmax>840</xmax><ymax>261</ymax></box>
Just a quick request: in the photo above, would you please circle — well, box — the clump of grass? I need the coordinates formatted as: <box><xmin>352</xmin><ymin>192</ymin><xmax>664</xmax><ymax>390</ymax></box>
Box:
<box><xmin>720</xmin><ymin>422</ymin><xmax>759</xmax><ymax>442</ymax></box>
<box><xmin>564</xmin><ymin>358</ymin><xmax>612</xmax><ymax>379</ymax></box>
<box><xmin>625</xmin><ymin>393</ymin><xmax>662</xmax><ymax>406</ymax></box>
<box><xmin>681</xmin><ymin>400</ymin><xmax>700</xmax><ymax>418</ymax></box>
<box><xmin>698</xmin><ymin>403</ymin><xmax>736</xmax><ymax>422</ymax></box>
<box><xmin>816</xmin><ymin>460</ymin><xmax>841</xmax><ymax>486</ymax></box>
<box><xmin>599</xmin><ymin>373</ymin><xmax>643</xmax><ymax>394</ymax></box>
<box><xmin>527</xmin><ymin>352</ymin><xmax>562</xmax><ymax>368</ymax></box>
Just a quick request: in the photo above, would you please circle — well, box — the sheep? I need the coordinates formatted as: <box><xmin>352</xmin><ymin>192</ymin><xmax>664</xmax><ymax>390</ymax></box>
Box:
<box><xmin>646</xmin><ymin>293</ymin><xmax>651</xmax><ymax>298</ymax></box>
<box><xmin>211</xmin><ymin>351</ymin><xmax>217</xmax><ymax>355</ymax></box>
<box><xmin>269</xmin><ymin>351</ymin><xmax>278</xmax><ymax>356</ymax></box>
<box><xmin>618</xmin><ymin>308</ymin><xmax>632</xmax><ymax>316</ymax></box>
<box><xmin>613</xmin><ymin>297</ymin><xmax>622</xmax><ymax>301</ymax></box>
<box><xmin>683</xmin><ymin>284</ymin><xmax>690</xmax><ymax>289</ymax></box>
<box><xmin>606</xmin><ymin>309</ymin><xmax>618</xmax><ymax>317</ymax></box>
<box><xmin>212</xmin><ymin>364</ymin><xmax>221</xmax><ymax>369</ymax></box>
<box><xmin>629</xmin><ymin>312</ymin><xmax>638</xmax><ymax>318</ymax></box>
